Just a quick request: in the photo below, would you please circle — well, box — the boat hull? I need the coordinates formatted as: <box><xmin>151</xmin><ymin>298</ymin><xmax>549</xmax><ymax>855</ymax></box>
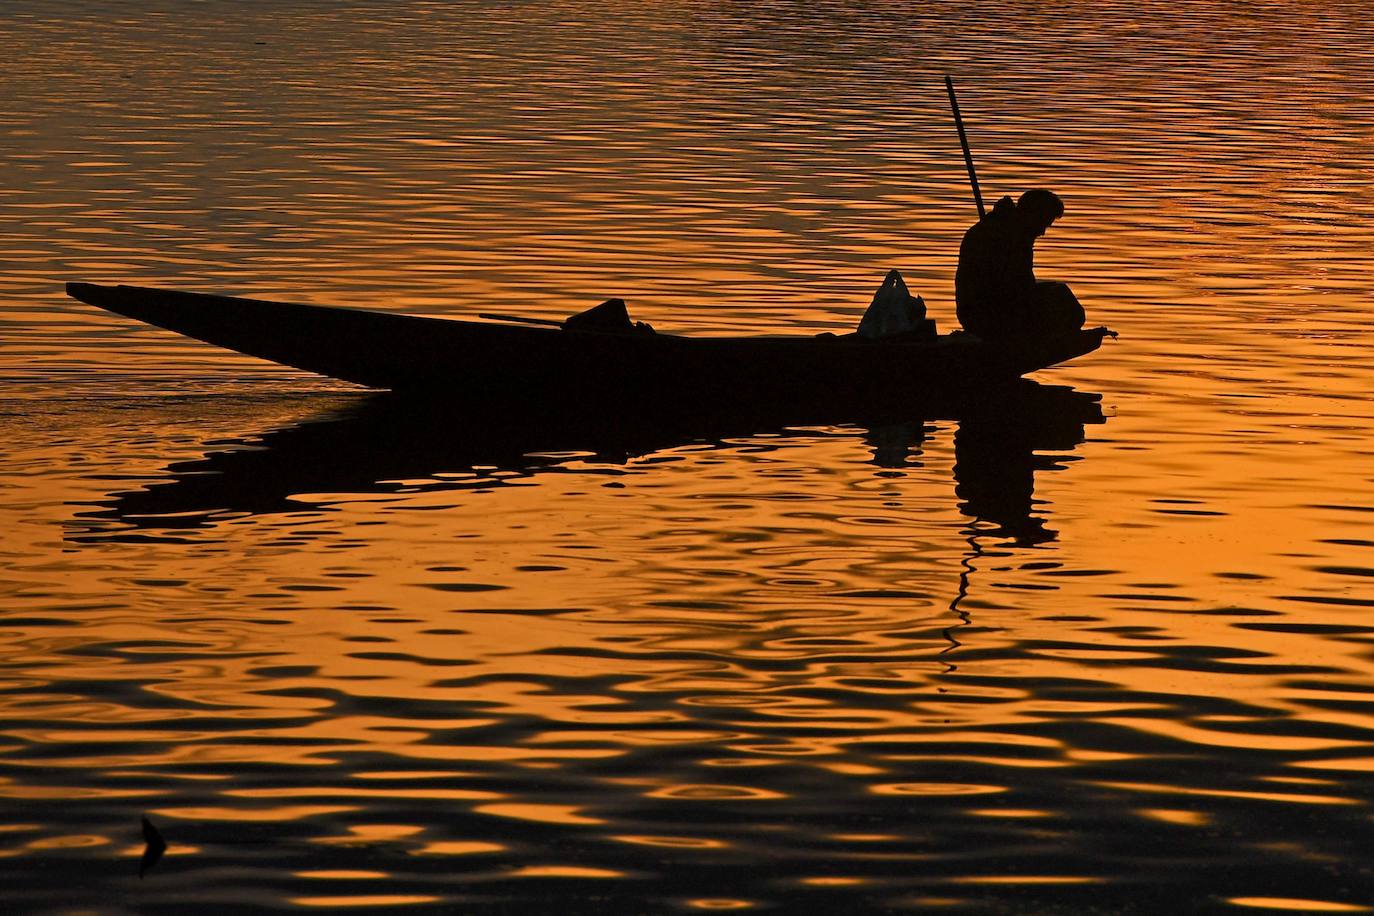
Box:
<box><xmin>66</xmin><ymin>283</ymin><xmax>1110</xmax><ymax>404</ymax></box>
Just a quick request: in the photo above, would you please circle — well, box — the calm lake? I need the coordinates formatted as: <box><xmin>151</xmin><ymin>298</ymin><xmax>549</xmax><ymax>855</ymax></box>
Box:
<box><xmin>3</xmin><ymin>0</ymin><xmax>1374</xmax><ymax>911</ymax></box>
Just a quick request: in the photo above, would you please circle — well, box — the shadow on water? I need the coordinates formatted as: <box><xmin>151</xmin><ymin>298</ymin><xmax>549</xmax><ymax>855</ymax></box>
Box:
<box><xmin>68</xmin><ymin>381</ymin><xmax>1106</xmax><ymax>544</ymax></box>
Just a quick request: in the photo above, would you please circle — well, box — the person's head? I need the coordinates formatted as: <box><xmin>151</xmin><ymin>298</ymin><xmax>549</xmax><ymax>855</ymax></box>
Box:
<box><xmin>1017</xmin><ymin>189</ymin><xmax>1064</xmax><ymax>236</ymax></box>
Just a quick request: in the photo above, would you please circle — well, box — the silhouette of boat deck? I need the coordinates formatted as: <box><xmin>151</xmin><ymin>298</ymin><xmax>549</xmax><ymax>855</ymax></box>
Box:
<box><xmin>66</xmin><ymin>282</ymin><xmax>1111</xmax><ymax>403</ymax></box>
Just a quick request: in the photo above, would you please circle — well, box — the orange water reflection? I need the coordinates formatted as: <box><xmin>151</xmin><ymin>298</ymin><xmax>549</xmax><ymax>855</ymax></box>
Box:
<box><xmin>5</xmin><ymin>0</ymin><xmax>1374</xmax><ymax>909</ymax></box>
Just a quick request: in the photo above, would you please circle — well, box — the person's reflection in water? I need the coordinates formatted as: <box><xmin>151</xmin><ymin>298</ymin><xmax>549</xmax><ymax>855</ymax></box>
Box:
<box><xmin>954</xmin><ymin>417</ymin><xmax>1056</xmax><ymax>546</ymax></box>
<box><xmin>863</xmin><ymin>384</ymin><xmax>1102</xmax><ymax>545</ymax></box>
<box><xmin>954</xmin><ymin>387</ymin><xmax>1101</xmax><ymax>545</ymax></box>
<box><xmin>940</xmin><ymin>384</ymin><xmax>1104</xmax><ymax>663</ymax></box>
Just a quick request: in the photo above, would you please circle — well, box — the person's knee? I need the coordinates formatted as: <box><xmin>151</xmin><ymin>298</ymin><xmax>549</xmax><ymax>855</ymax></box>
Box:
<box><xmin>1036</xmin><ymin>282</ymin><xmax>1084</xmax><ymax>332</ymax></box>
<box><xmin>1058</xmin><ymin>295</ymin><xmax>1085</xmax><ymax>330</ymax></box>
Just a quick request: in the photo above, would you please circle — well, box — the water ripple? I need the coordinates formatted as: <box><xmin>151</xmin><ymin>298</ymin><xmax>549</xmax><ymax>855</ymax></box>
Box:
<box><xmin>4</xmin><ymin>0</ymin><xmax>1374</xmax><ymax>910</ymax></box>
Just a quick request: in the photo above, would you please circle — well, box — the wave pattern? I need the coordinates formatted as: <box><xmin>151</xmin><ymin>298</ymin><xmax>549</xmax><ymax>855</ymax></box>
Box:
<box><xmin>3</xmin><ymin>0</ymin><xmax>1374</xmax><ymax>911</ymax></box>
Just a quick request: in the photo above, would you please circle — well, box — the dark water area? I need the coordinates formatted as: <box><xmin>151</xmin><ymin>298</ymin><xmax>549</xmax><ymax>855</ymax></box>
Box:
<box><xmin>3</xmin><ymin>1</ymin><xmax>1374</xmax><ymax>912</ymax></box>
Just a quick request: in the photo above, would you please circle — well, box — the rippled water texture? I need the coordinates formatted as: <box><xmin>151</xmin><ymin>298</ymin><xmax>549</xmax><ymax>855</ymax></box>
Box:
<box><xmin>3</xmin><ymin>0</ymin><xmax>1374</xmax><ymax>912</ymax></box>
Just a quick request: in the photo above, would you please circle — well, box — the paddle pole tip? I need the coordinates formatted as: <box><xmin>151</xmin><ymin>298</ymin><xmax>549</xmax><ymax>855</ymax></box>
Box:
<box><xmin>944</xmin><ymin>76</ymin><xmax>986</xmax><ymax>219</ymax></box>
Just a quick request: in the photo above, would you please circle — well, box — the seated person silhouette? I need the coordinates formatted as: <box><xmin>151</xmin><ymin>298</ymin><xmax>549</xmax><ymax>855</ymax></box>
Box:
<box><xmin>955</xmin><ymin>189</ymin><xmax>1084</xmax><ymax>341</ymax></box>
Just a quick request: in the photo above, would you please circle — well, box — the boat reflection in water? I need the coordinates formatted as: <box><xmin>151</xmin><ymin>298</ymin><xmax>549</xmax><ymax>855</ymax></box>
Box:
<box><xmin>71</xmin><ymin>381</ymin><xmax>1106</xmax><ymax>544</ymax></box>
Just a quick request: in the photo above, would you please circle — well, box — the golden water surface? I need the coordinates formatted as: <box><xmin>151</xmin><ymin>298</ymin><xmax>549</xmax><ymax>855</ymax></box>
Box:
<box><xmin>2</xmin><ymin>0</ymin><xmax>1373</xmax><ymax>911</ymax></box>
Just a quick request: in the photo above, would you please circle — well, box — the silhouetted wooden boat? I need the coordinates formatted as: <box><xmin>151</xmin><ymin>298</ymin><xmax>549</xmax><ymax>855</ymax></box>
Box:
<box><xmin>66</xmin><ymin>282</ymin><xmax>1111</xmax><ymax>403</ymax></box>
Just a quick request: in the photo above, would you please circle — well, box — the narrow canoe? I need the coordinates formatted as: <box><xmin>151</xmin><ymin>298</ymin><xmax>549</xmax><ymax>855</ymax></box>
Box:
<box><xmin>65</xmin><ymin>282</ymin><xmax>1112</xmax><ymax>404</ymax></box>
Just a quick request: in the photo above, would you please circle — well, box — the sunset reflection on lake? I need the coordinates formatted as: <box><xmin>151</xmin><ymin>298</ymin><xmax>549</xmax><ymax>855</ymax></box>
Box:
<box><xmin>3</xmin><ymin>0</ymin><xmax>1374</xmax><ymax>911</ymax></box>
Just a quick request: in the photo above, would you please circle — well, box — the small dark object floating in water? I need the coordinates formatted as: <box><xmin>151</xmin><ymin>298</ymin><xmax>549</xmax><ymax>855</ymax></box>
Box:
<box><xmin>65</xmin><ymin>283</ymin><xmax>1113</xmax><ymax>405</ymax></box>
<box><xmin>139</xmin><ymin>815</ymin><xmax>166</xmax><ymax>878</ymax></box>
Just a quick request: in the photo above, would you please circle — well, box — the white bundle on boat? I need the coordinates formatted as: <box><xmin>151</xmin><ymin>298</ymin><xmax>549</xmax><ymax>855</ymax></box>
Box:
<box><xmin>857</xmin><ymin>269</ymin><xmax>936</xmax><ymax>339</ymax></box>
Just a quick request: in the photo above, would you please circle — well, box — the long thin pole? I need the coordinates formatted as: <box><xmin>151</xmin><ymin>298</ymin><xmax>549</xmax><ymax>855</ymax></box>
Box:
<box><xmin>945</xmin><ymin>75</ymin><xmax>985</xmax><ymax>218</ymax></box>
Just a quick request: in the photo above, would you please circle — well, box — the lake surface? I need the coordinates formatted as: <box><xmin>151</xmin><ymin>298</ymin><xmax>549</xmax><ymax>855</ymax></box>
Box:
<box><xmin>3</xmin><ymin>1</ymin><xmax>1374</xmax><ymax>911</ymax></box>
